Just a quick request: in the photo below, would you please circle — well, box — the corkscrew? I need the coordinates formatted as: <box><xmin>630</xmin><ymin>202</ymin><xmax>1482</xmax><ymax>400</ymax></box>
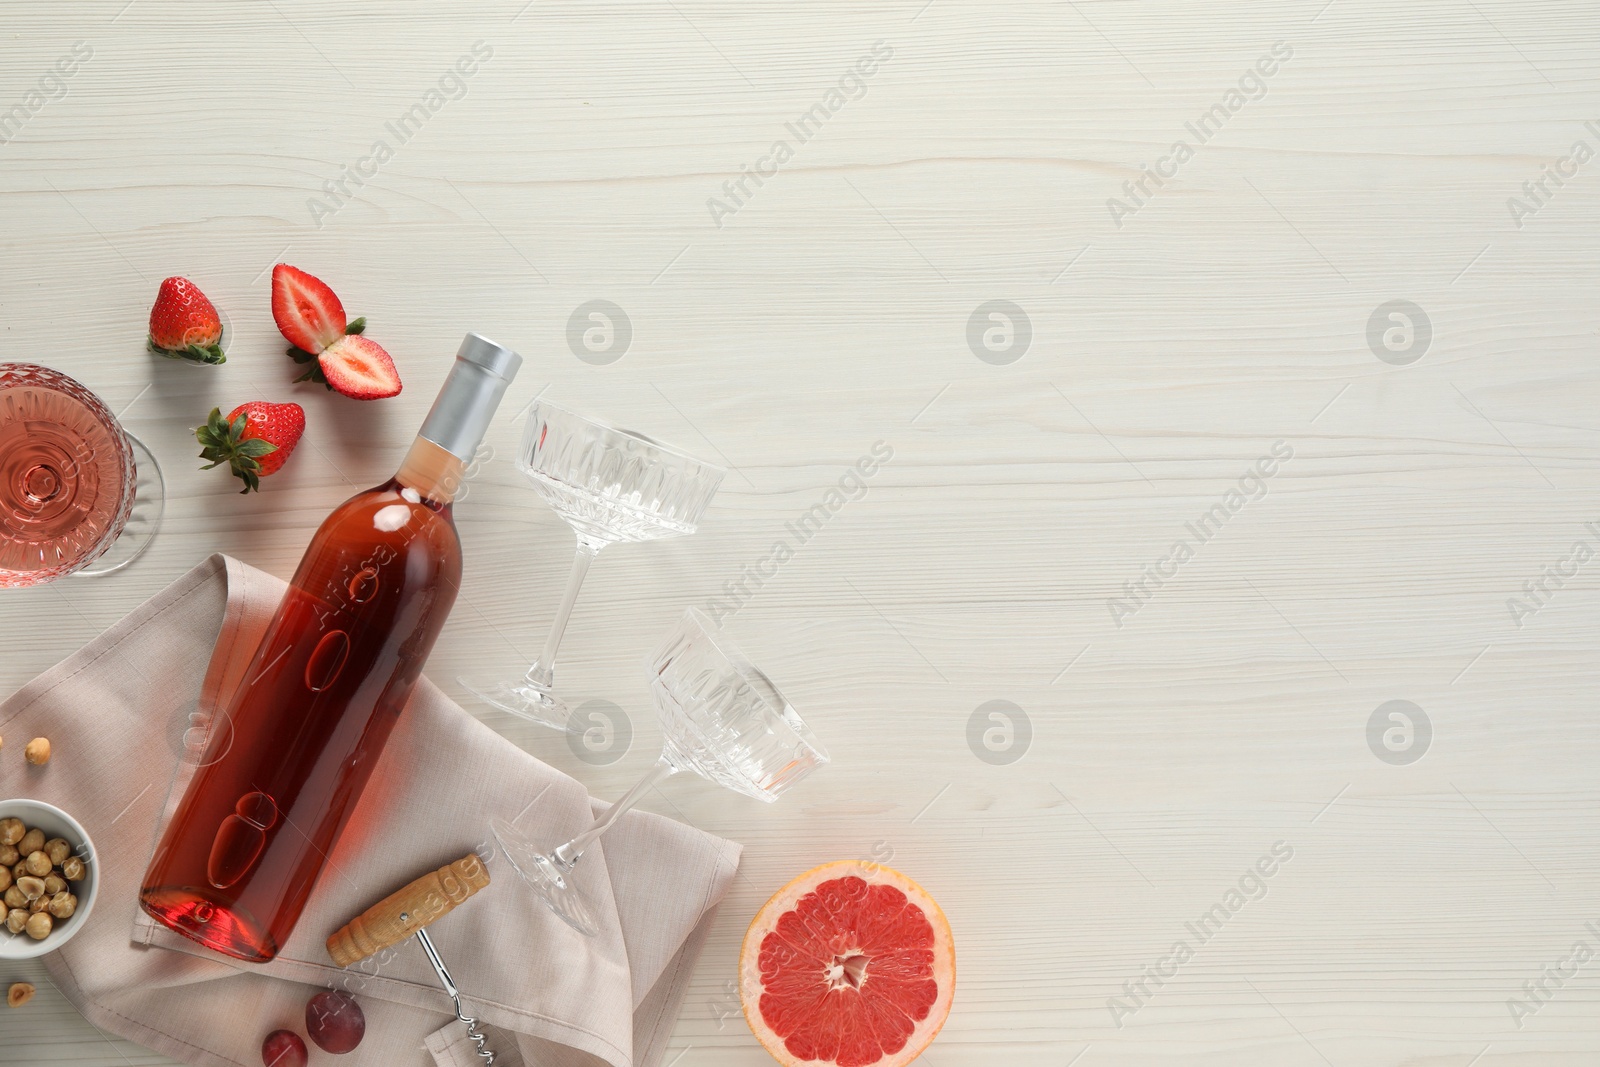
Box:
<box><xmin>326</xmin><ymin>853</ymin><xmax>497</xmax><ymax>1064</ymax></box>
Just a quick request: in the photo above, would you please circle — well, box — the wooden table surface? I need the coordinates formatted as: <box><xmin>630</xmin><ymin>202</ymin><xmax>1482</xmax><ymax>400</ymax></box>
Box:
<box><xmin>3</xmin><ymin>2</ymin><xmax>1598</xmax><ymax>1064</ymax></box>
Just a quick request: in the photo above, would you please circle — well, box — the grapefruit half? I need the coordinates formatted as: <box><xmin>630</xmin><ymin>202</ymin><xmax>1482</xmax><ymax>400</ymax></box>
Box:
<box><xmin>740</xmin><ymin>862</ymin><xmax>954</xmax><ymax>1067</ymax></box>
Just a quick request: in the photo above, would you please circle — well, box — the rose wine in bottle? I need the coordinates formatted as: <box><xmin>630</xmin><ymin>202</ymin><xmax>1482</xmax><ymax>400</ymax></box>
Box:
<box><xmin>140</xmin><ymin>332</ymin><xmax>521</xmax><ymax>962</ymax></box>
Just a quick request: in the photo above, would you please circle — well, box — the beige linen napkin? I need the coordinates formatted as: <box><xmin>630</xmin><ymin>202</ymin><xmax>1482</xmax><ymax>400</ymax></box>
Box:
<box><xmin>0</xmin><ymin>554</ymin><xmax>740</xmax><ymax>1067</ymax></box>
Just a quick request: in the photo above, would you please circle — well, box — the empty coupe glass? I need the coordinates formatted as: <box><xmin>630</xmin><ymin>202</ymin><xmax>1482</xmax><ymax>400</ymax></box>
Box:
<box><xmin>492</xmin><ymin>607</ymin><xmax>827</xmax><ymax>935</ymax></box>
<box><xmin>462</xmin><ymin>402</ymin><xmax>724</xmax><ymax>729</ymax></box>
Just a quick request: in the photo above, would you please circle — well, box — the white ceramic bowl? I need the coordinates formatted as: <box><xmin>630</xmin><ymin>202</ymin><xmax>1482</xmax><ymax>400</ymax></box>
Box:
<box><xmin>0</xmin><ymin>798</ymin><xmax>98</xmax><ymax>959</ymax></box>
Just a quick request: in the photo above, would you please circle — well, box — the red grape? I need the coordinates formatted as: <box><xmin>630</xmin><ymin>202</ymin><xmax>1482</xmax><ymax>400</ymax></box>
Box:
<box><xmin>261</xmin><ymin>1029</ymin><xmax>306</xmax><ymax>1067</ymax></box>
<box><xmin>306</xmin><ymin>989</ymin><xmax>366</xmax><ymax>1054</ymax></box>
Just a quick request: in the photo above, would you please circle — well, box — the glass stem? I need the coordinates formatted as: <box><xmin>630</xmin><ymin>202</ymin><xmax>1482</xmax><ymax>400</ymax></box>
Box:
<box><xmin>554</xmin><ymin>757</ymin><xmax>675</xmax><ymax>866</ymax></box>
<box><xmin>525</xmin><ymin>533</ymin><xmax>605</xmax><ymax>689</ymax></box>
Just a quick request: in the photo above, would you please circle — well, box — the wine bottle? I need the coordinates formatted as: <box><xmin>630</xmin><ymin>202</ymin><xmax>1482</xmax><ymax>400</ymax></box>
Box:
<box><xmin>140</xmin><ymin>332</ymin><xmax>521</xmax><ymax>962</ymax></box>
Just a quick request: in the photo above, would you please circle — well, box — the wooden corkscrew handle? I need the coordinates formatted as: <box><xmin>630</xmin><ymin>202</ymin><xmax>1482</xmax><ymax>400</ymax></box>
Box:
<box><xmin>326</xmin><ymin>852</ymin><xmax>490</xmax><ymax>968</ymax></box>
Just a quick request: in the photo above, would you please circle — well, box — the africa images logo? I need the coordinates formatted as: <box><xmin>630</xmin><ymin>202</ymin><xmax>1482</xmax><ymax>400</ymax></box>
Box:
<box><xmin>704</xmin><ymin>441</ymin><xmax>893</xmax><ymax>624</ymax></box>
<box><xmin>307</xmin><ymin>41</ymin><xmax>494</xmax><ymax>228</ymax></box>
<box><xmin>0</xmin><ymin>41</ymin><xmax>93</xmax><ymax>146</ymax></box>
<box><xmin>1506</xmin><ymin>122</ymin><xmax>1600</xmax><ymax>229</ymax></box>
<box><xmin>1108</xmin><ymin>841</ymin><xmax>1295</xmax><ymax>1027</ymax></box>
<box><xmin>706</xmin><ymin>40</ymin><xmax>893</xmax><ymax>228</ymax></box>
<box><xmin>1506</xmin><ymin>523</ymin><xmax>1600</xmax><ymax>629</ymax></box>
<box><xmin>1106</xmin><ymin>41</ymin><xmax>1293</xmax><ymax>229</ymax></box>
<box><xmin>1108</xmin><ymin>441</ymin><xmax>1293</xmax><ymax>628</ymax></box>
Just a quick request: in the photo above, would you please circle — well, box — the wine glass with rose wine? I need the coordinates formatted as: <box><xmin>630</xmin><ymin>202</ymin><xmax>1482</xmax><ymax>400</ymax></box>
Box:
<box><xmin>460</xmin><ymin>400</ymin><xmax>724</xmax><ymax>730</ymax></box>
<box><xmin>492</xmin><ymin>607</ymin><xmax>827</xmax><ymax>935</ymax></box>
<box><xmin>0</xmin><ymin>364</ymin><xmax>164</xmax><ymax>587</ymax></box>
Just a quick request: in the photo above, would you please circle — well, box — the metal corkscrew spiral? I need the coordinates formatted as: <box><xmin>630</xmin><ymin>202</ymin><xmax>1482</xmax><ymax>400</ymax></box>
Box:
<box><xmin>325</xmin><ymin>856</ymin><xmax>499</xmax><ymax>1067</ymax></box>
<box><xmin>417</xmin><ymin>926</ymin><xmax>495</xmax><ymax>1065</ymax></box>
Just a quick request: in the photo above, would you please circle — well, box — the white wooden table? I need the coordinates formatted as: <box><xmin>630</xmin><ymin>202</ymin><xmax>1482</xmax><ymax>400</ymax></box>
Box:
<box><xmin>3</xmin><ymin>2</ymin><xmax>1598</xmax><ymax>1063</ymax></box>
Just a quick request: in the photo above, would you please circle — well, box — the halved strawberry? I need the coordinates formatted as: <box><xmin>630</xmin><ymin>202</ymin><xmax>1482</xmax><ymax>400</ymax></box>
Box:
<box><xmin>196</xmin><ymin>402</ymin><xmax>305</xmax><ymax>493</ymax></box>
<box><xmin>272</xmin><ymin>265</ymin><xmax>346</xmax><ymax>355</ymax></box>
<box><xmin>272</xmin><ymin>264</ymin><xmax>403</xmax><ymax>397</ymax></box>
<box><xmin>318</xmin><ymin>335</ymin><xmax>402</xmax><ymax>400</ymax></box>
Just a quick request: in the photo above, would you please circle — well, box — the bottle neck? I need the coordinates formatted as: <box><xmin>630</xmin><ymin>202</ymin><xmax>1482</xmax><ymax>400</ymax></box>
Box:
<box><xmin>395</xmin><ymin>436</ymin><xmax>466</xmax><ymax>506</ymax></box>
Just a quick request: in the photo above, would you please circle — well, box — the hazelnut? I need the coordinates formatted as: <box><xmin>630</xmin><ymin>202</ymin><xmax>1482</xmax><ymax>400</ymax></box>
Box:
<box><xmin>2</xmin><ymin>886</ymin><xmax>25</xmax><ymax>910</ymax></box>
<box><xmin>23</xmin><ymin>851</ymin><xmax>49</xmax><ymax>877</ymax></box>
<box><xmin>0</xmin><ymin>846</ymin><xmax>15</xmax><ymax>867</ymax></box>
<box><xmin>46</xmin><ymin>891</ymin><xmax>75</xmax><ymax>919</ymax></box>
<box><xmin>16</xmin><ymin>876</ymin><xmax>44</xmax><ymax>901</ymax></box>
<box><xmin>16</xmin><ymin>829</ymin><xmax>43</xmax><ymax>857</ymax></box>
<box><xmin>0</xmin><ymin>819</ymin><xmax>21</xmax><ymax>847</ymax></box>
<box><xmin>6</xmin><ymin>982</ymin><xmax>33</xmax><ymax>1008</ymax></box>
<box><xmin>9</xmin><ymin>862</ymin><xmax>24</xmax><ymax>882</ymax></box>
<box><xmin>0</xmin><ymin>868</ymin><xmax>10</xmax><ymax>894</ymax></box>
<box><xmin>42</xmin><ymin>874</ymin><xmax>64</xmax><ymax>896</ymax></box>
<box><xmin>61</xmin><ymin>856</ymin><xmax>85</xmax><ymax>881</ymax></box>
<box><xmin>43</xmin><ymin>838</ymin><xmax>69</xmax><ymax>866</ymax></box>
<box><xmin>4</xmin><ymin>908</ymin><xmax>25</xmax><ymax>934</ymax></box>
<box><xmin>24</xmin><ymin>738</ymin><xmax>49</xmax><ymax>765</ymax></box>
<box><xmin>27</xmin><ymin>894</ymin><xmax>47</xmax><ymax>914</ymax></box>
<box><xmin>24</xmin><ymin>911</ymin><xmax>51</xmax><ymax>939</ymax></box>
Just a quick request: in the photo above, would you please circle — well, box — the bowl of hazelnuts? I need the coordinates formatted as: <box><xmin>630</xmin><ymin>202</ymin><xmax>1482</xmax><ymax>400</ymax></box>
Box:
<box><xmin>0</xmin><ymin>799</ymin><xmax>96</xmax><ymax>960</ymax></box>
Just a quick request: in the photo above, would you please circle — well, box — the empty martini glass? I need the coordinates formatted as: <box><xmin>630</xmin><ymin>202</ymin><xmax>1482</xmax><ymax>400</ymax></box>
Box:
<box><xmin>461</xmin><ymin>401</ymin><xmax>724</xmax><ymax>729</ymax></box>
<box><xmin>492</xmin><ymin>607</ymin><xmax>827</xmax><ymax>936</ymax></box>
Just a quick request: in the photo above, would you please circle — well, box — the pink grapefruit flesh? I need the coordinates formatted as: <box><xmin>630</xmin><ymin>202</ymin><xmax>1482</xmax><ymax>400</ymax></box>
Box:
<box><xmin>740</xmin><ymin>862</ymin><xmax>954</xmax><ymax>1067</ymax></box>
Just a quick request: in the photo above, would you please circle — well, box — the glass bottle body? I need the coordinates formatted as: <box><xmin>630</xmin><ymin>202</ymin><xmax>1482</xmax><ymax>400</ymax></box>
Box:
<box><xmin>140</xmin><ymin>456</ymin><xmax>462</xmax><ymax>962</ymax></box>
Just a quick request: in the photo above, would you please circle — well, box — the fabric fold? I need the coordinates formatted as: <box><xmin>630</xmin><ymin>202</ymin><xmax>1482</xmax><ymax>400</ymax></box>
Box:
<box><xmin>0</xmin><ymin>554</ymin><xmax>739</xmax><ymax>1067</ymax></box>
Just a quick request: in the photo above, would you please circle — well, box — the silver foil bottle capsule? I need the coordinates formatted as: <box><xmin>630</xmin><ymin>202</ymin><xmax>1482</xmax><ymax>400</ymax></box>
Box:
<box><xmin>418</xmin><ymin>332</ymin><xmax>523</xmax><ymax>462</ymax></box>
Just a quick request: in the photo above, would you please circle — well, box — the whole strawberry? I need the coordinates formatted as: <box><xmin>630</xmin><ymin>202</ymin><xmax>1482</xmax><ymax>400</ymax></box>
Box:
<box><xmin>272</xmin><ymin>264</ymin><xmax>401</xmax><ymax>399</ymax></box>
<box><xmin>149</xmin><ymin>277</ymin><xmax>226</xmax><ymax>364</ymax></box>
<box><xmin>196</xmin><ymin>402</ymin><xmax>305</xmax><ymax>493</ymax></box>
